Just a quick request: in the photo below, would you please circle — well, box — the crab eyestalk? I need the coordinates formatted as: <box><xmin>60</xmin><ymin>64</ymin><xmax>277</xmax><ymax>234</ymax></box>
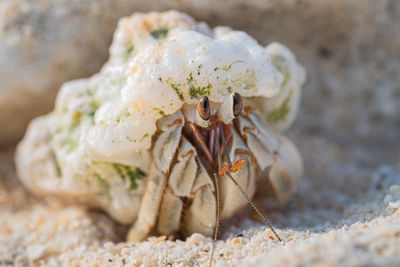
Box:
<box><xmin>196</xmin><ymin>96</ymin><xmax>210</xmax><ymax>127</ymax></box>
<box><xmin>219</xmin><ymin>92</ymin><xmax>243</xmax><ymax>124</ymax></box>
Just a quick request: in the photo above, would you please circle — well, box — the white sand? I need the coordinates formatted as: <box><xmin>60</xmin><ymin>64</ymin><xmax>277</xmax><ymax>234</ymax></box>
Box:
<box><xmin>1</xmin><ymin>135</ymin><xmax>400</xmax><ymax>266</ymax></box>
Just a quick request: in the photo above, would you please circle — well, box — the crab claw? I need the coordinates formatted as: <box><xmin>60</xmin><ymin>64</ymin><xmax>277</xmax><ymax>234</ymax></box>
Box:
<box><xmin>229</xmin><ymin>159</ymin><xmax>246</xmax><ymax>173</ymax></box>
<box><xmin>269</xmin><ymin>135</ymin><xmax>303</xmax><ymax>204</ymax></box>
<box><xmin>218</xmin><ymin>164</ymin><xmax>228</xmax><ymax>176</ymax></box>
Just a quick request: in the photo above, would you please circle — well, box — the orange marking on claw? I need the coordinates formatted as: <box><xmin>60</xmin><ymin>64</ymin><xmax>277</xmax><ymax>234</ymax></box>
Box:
<box><xmin>229</xmin><ymin>159</ymin><xmax>246</xmax><ymax>173</ymax></box>
<box><xmin>218</xmin><ymin>164</ymin><xmax>228</xmax><ymax>176</ymax></box>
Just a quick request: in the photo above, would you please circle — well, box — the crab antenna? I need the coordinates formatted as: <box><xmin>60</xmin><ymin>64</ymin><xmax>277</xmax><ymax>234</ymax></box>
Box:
<box><xmin>210</xmin><ymin>124</ymin><xmax>222</xmax><ymax>267</ymax></box>
<box><xmin>219</xmin><ymin>122</ymin><xmax>232</xmax><ymax>168</ymax></box>
<box><xmin>226</xmin><ymin>171</ymin><xmax>282</xmax><ymax>242</ymax></box>
<box><xmin>210</xmin><ymin>171</ymin><xmax>221</xmax><ymax>267</ymax></box>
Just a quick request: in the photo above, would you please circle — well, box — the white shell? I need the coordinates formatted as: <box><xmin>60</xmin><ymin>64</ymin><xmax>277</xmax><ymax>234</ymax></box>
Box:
<box><xmin>16</xmin><ymin>11</ymin><xmax>305</xmax><ymax>226</ymax></box>
<box><xmin>46</xmin><ymin>10</ymin><xmax>306</xmax><ymax>168</ymax></box>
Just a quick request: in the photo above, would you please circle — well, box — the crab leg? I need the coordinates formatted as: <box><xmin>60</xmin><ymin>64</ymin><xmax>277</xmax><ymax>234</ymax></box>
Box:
<box><xmin>182</xmin><ymin>159</ymin><xmax>216</xmax><ymax>237</ymax></box>
<box><xmin>235</xmin><ymin>114</ymin><xmax>275</xmax><ymax>171</ymax></box>
<box><xmin>238</xmin><ymin>110</ymin><xmax>302</xmax><ymax>204</ymax></box>
<box><xmin>127</xmin><ymin>112</ymin><xmax>184</xmax><ymax>242</ymax></box>
<box><xmin>127</xmin><ymin>165</ymin><xmax>168</xmax><ymax>242</ymax></box>
<box><xmin>219</xmin><ymin>118</ymin><xmax>282</xmax><ymax>242</ymax></box>
<box><xmin>157</xmin><ymin>137</ymin><xmax>198</xmax><ymax>235</ymax></box>
<box><xmin>219</xmin><ymin>127</ymin><xmax>259</xmax><ymax>219</ymax></box>
<box><xmin>268</xmin><ymin>135</ymin><xmax>303</xmax><ymax>204</ymax></box>
<box><xmin>153</xmin><ymin>112</ymin><xmax>184</xmax><ymax>172</ymax></box>
<box><xmin>156</xmin><ymin>135</ymin><xmax>217</xmax><ymax>237</ymax></box>
<box><xmin>157</xmin><ymin>187</ymin><xmax>183</xmax><ymax>236</ymax></box>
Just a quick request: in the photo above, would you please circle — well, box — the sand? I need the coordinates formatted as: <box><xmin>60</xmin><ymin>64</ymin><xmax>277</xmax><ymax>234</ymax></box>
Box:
<box><xmin>1</xmin><ymin>133</ymin><xmax>400</xmax><ymax>266</ymax></box>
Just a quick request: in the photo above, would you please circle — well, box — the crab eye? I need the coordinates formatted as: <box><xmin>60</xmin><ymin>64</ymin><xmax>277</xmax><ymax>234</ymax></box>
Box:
<box><xmin>232</xmin><ymin>92</ymin><xmax>243</xmax><ymax>117</ymax></box>
<box><xmin>197</xmin><ymin>96</ymin><xmax>210</xmax><ymax>121</ymax></box>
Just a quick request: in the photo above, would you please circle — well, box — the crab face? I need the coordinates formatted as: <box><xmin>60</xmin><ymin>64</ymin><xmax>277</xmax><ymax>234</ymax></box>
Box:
<box><xmin>181</xmin><ymin>93</ymin><xmax>244</xmax><ymax>165</ymax></box>
<box><xmin>15</xmin><ymin>11</ymin><xmax>305</xmax><ymax>242</ymax></box>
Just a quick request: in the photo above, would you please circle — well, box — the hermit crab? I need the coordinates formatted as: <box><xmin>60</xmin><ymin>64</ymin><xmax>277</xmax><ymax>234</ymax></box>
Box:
<box><xmin>16</xmin><ymin>11</ymin><xmax>305</xmax><ymax>246</ymax></box>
